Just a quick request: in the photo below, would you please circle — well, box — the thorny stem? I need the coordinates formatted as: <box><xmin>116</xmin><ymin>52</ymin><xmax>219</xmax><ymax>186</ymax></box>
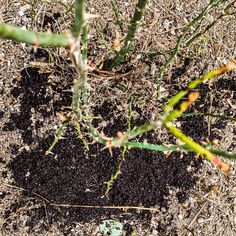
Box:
<box><xmin>70</xmin><ymin>0</ymin><xmax>88</xmax><ymax>121</ymax></box>
<box><xmin>81</xmin><ymin>24</ymin><xmax>89</xmax><ymax>113</ymax></box>
<box><xmin>165</xmin><ymin>122</ymin><xmax>230</xmax><ymax>173</ymax></box>
<box><xmin>0</xmin><ymin>1</ymin><xmax>235</xmax><ymax>173</ymax></box>
<box><xmin>107</xmin><ymin>0</ymin><xmax>148</xmax><ymax>69</ymax></box>
<box><xmin>111</xmin><ymin>0</ymin><xmax>124</xmax><ymax>33</ymax></box>
<box><xmin>105</xmin><ymin>101</ymin><xmax>135</xmax><ymax>196</ymax></box>
<box><xmin>161</xmin><ymin>61</ymin><xmax>236</xmax><ymax>172</ymax></box>
<box><xmin>182</xmin><ymin>112</ymin><xmax>236</xmax><ymax>122</ymax></box>
<box><xmin>47</xmin><ymin>0</ymin><xmax>89</xmax><ymax>150</ymax></box>
<box><xmin>185</xmin><ymin>0</ymin><xmax>236</xmax><ymax>46</ymax></box>
<box><xmin>0</xmin><ymin>23</ymin><xmax>69</xmax><ymax>47</ymax></box>
<box><xmin>46</xmin><ymin>119</ymin><xmax>71</xmax><ymax>155</ymax></box>
<box><xmin>105</xmin><ymin>147</ymin><xmax>127</xmax><ymax>196</ymax></box>
<box><xmin>72</xmin><ymin>0</ymin><xmax>86</xmax><ymax>37</ymax></box>
<box><xmin>126</xmin><ymin>141</ymin><xmax>236</xmax><ymax>161</ymax></box>
<box><xmin>157</xmin><ymin>0</ymin><xmax>226</xmax><ymax>99</ymax></box>
<box><xmin>162</xmin><ymin>61</ymin><xmax>236</xmax><ymax>122</ymax></box>
<box><xmin>93</xmin><ymin>62</ymin><xmax>236</xmax><ymax>172</ymax></box>
<box><xmin>74</xmin><ymin>122</ymin><xmax>89</xmax><ymax>150</ymax></box>
<box><xmin>82</xmin><ymin>62</ymin><xmax>235</xmax><ymax>173</ymax></box>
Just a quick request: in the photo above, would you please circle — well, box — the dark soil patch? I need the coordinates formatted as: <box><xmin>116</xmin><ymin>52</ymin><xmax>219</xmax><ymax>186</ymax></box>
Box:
<box><xmin>2</xmin><ymin>63</ymin><xmax>202</xmax><ymax>232</ymax></box>
<box><xmin>2</xmin><ymin>48</ymin><xmax>235</xmax><ymax>234</ymax></box>
<box><xmin>3</xmin><ymin>48</ymin><xmax>74</xmax><ymax>144</ymax></box>
<box><xmin>6</xmin><ymin>128</ymin><xmax>201</xmax><ymax>225</ymax></box>
<box><xmin>3</xmin><ymin>67</ymin><xmax>52</xmax><ymax>144</ymax></box>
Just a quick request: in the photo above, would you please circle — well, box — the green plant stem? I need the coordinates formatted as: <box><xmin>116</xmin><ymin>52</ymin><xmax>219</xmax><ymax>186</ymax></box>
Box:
<box><xmin>111</xmin><ymin>0</ymin><xmax>124</xmax><ymax>33</ymax></box>
<box><xmin>117</xmin><ymin>123</ymin><xmax>155</xmax><ymax>143</ymax></box>
<box><xmin>165</xmin><ymin>122</ymin><xmax>229</xmax><ymax>172</ymax></box>
<box><xmin>71</xmin><ymin>0</ymin><xmax>88</xmax><ymax>121</ymax></box>
<box><xmin>164</xmin><ymin>92</ymin><xmax>199</xmax><ymax>123</ymax></box>
<box><xmin>72</xmin><ymin>0</ymin><xmax>86</xmax><ymax>37</ymax></box>
<box><xmin>182</xmin><ymin>112</ymin><xmax>236</xmax><ymax>122</ymax></box>
<box><xmin>81</xmin><ymin>25</ymin><xmax>88</xmax><ymax>61</ymax></box>
<box><xmin>0</xmin><ymin>23</ymin><xmax>69</xmax><ymax>47</ymax></box>
<box><xmin>108</xmin><ymin>0</ymin><xmax>148</xmax><ymax>69</ymax></box>
<box><xmin>128</xmin><ymin>141</ymin><xmax>236</xmax><ymax>161</ymax></box>
<box><xmin>157</xmin><ymin>0</ymin><xmax>224</xmax><ymax>99</ymax></box>
<box><xmin>83</xmin><ymin>62</ymin><xmax>235</xmax><ymax>169</ymax></box>
<box><xmin>185</xmin><ymin>0</ymin><xmax>236</xmax><ymax>46</ymax></box>
<box><xmin>1</xmin><ymin>1</ymin><xmax>234</xmax><ymax>172</ymax></box>
<box><xmin>89</xmin><ymin>121</ymin><xmax>156</xmax><ymax>147</ymax></box>
<box><xmin>165</xmin><ymin>122</ymin><xmax>214</xmax><ymax>158</ymax></box>
<box><xmin>74</xmin><ymin>123</ymin><xmax>89</xmax><ymax>150</ymax></box>
<box><xmin>127</xmin><ymin>142</ymin><xmax>192</xmax><ymax>152</ymax></box>
<box><xmin>163</xmin><ymin>62</ymin><xmax>236</xmax><ymax>122</ymax></box>
<box><xmin>127</xmin><ymin>102</ymin><xmax>133</xmax><ymax>131</ymax></box>
<box><xmin>163</xmin><ymin>91</ymin><xmax>187</xmax><ymax>117</ymax></box>
<box><xmin>81</xmin><ymin>24</ymin><xmax>89</xmax><ymax>111</ymax></box>
<box><xmin>105</xmin><ymin>147</ymin><xmax>127</xmax><ymax>196</ymax></box>
<box><xmin>45</xmin><ymin>119</ymin><xmax>71</xmax><ymax>155</ymax></box>
<box><xmin>210</xmin><ymin>149</ymin><xmax>236</xmax><ymax>161</ymax></box>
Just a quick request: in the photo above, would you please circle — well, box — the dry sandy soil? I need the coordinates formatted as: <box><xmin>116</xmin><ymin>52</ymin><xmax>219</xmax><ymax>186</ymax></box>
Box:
<box><xmin>1</xmin><ymin>0</ymin><xmax>236</xmax><ymax>235</ymax></box>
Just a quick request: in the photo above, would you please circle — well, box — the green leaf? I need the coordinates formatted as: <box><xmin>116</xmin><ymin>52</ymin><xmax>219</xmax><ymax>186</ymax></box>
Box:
<box><xmin>99</xmin><ymin>220</ymin><xmax>123</xmax><ymax>236</ymax></box>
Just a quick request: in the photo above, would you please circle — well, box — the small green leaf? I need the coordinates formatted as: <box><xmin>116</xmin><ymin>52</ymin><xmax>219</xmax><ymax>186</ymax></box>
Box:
<box><xmin>99</xmin><ymin>220</ymin><xmax>123</xmax><ymax>236</ymax></box>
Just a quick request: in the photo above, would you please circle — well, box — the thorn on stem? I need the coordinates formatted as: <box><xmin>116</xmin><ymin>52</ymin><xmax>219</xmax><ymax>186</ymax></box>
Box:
<box><xmin>32</xmin><ymin>39</ymin><xmax>40</xmax><ymax>48</ymax></box>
